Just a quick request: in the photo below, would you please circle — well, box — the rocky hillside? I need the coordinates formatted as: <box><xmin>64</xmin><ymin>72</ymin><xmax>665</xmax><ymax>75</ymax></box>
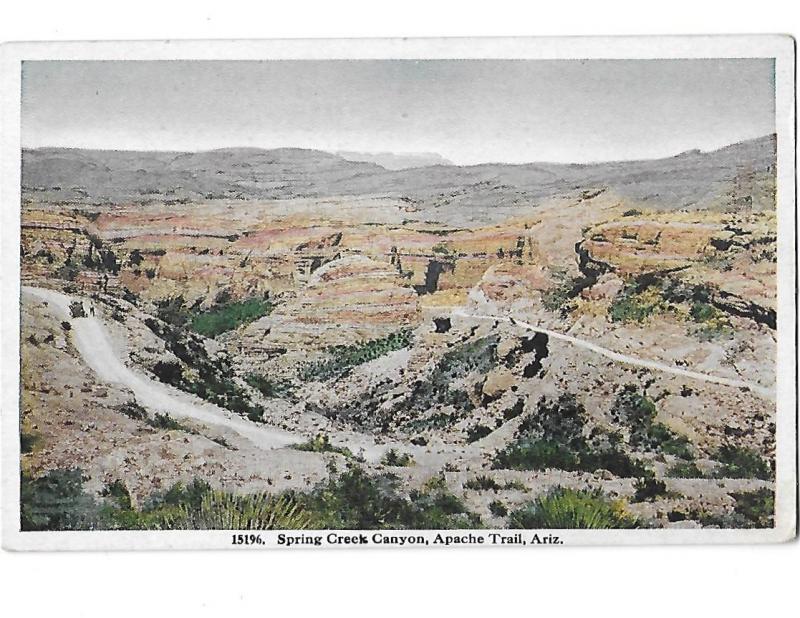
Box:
<box><xmin>23</xmin><ymin>135</ymin><xmax>776</xmax><ymax>217</ymax></box>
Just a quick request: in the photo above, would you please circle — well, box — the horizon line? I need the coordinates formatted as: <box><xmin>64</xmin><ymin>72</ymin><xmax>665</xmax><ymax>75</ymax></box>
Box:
<box><xmin>20</xmin><ymin>133</ymin><xmax>776</xmax><ymax>169</ymax></box>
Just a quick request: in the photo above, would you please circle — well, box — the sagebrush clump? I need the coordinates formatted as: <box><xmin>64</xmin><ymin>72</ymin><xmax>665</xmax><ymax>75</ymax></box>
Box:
<box><xmin>507</xmin><ymin>487</ymin><xmax>639</xmax><ymax>529</ymax></box>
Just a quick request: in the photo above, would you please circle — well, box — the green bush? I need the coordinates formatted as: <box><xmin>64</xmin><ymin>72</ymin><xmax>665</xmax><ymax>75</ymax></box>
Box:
<box><xmin>507</xmin><ymin>487</ymin><xmax>640</xmax><ymax>529</ymax></box>
<box><xmin>292</xmin><ymin>434</ymin><xmax>359</xmax><ymax>460</ymax></box>
<box><xmin>101</xmin><ymin>479</ymin><xmax>132</xmax><ymax>510</ymax></box>
<box><xmin>300</xmin><ymin>330</ymin><xmax>413</xmax><ymax>382</ymax></box>
<box><xmin>159</xmin><ymin>491</ymin><xmax>312</xmax><ymax>530</ymax></box>
<box><xmin>152</xmin><ymin>360</ymin><xmax>183</xmax><ymax>385</ymax></box>
<box><xmin>680</xmin><ymin>487</ymin><xmax>775</xmax><ymax>529</ymax></box>
<box><xmin>730</xmin><ymin>488</ymin><xmax>774</xmax><ymax>528</ymax></box>
<box><xmin>292</xmin><ymin>464</ymin><xmax>481</xmax><ymax>530</ymax></box>
<box><xmin>647</xmin><ymin>423</ymin><xmax>694</xmax><ymax>459</ymax></box>
<box><xmin>118</xmin><ymin>400</ymin><xmax>148</xmax><ymax>421</ymax></box>
<box><xmin>20</xmin><ymin>465</ymin><xmax>487</xmax><ymax>532</ymax></box>
<box><xmin>501</xmin><ymin>398</ymin><xmax>525</xmax><ymax>420</ymax></box>
<box><xmin>689</xmin><ymin>301</ymin><xmax>733</xmax><ymax>341</ymax></box>
<box><xmin>489</xmin><ymin>500</ymin><xmax>508</xmax><ymax>517</ymax></box>
<box><xmin>146</xmin><ymin>412</ymin><xmax>189</xmax><ymax>432</ymax></box>
<box><xmin>493</xmin><ymin>393</ymin><xmax>650</xmax><ymax>478</ymax></box>
<box><xmin>464</xmin><ymin>475</ymin><xmax>502</xmax><ymax>491</ymax></box>
<box><xmin>501</xmin><ymin>479</ymin><xmax>528</xmax><ymax>491</ymax></box>
<box><xmin>144</xmin><ymin>317</ymin><xmax>266</xmax><ymax>421</ymax></box>
<box><xmin>609</xmin><ymin>285</ymin><xmax>669</xmax><ymax>323</ymax></box>
<box><xmin>189</xmin><ymin>297</ymin><xmax>274</xmax><ymax>338</ymax></box>
<box><xmin>466</xmin><ymin>424</ymin><xmax>492</xmax><ymax>443</ymax></box>
<box><xmin>245</xmin><ymin>374</ymin><xmax>294</xmax><ymax>400</ymax></box>
<box><xmin>155</xmin><ymin>296</ymin><xmax>191</xmax><ymax>327</ymax></box>
<box><xmin>632</xmin><ymin>477</ymin><xmax>668</xmax><ymax>502</ymax></box>
<box><xmin>381</xmin><ymin>448</ymin><xmax>414</xmax><ymax>467</ymax></box>
<box><xmin>20</xmin><ymin>431</ymin><xmax>39</xmax><ymax>454</ymax></box>
<box><xmin>611</xmin><ymin>385</ymin><xmax>693</xmax><ymax>458</ymax></box>
<box><xmin>495</xmin><ymin>439</ymin><xmax>580</xmax><ymax>471</ymax></box>
<box><xmin>665</xmin><ymin>460</ymin><xmax>704</xmax><ymax>478</ymax></box>
<box><xmin>713</xmin><ymin>444</ymin><xmax>772</xmax><ymax>480</ymax></box>
<box><xmin>20</xmin><ymin>468</ymin><xmax>101</xmax><ymax>531</ymax></box>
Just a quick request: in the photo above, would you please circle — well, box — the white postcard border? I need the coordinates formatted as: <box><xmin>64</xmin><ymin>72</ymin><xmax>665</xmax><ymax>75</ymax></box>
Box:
<box><xmin>1</xmin><ymin>35</ymin><xmax>796</xmax><ymax>550</ymax></box>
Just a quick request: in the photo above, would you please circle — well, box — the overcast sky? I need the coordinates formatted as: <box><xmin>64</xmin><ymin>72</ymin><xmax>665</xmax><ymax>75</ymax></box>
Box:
<box><xmin>21</xmin><ymin>59</ymin><xmax>775</xmax><ymax>165</ymax></box>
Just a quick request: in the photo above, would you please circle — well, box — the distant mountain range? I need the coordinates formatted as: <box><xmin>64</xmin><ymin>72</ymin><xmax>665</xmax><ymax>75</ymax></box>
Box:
<box><xmin>334</xmin><ymin>150</ymin><xmax>453</xmax><ymax>170</ymax></box>
<box><xmin>22</xmin><ymin>135</ymin><xmax>776</xmax><ymax>215</ymax></box>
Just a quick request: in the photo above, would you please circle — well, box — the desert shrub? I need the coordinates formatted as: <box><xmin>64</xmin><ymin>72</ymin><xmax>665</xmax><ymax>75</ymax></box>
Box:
<box><xmin>730</xmin><ymin>488</ymin><xmax>774</xmax><ymax>528</ymax></box>
<box><xmin>647</xmin><ymin>423</ymin><xmax>694</xmax><ymax>459</ymax></box>
<box><xmin>144</xmin><ymin>318</ymin><xmax>265</xmax><ymax>421</ymax></box>
<box><xmin>128</xmin><ymin>248</ymin><xmax>144</xmax><ymax>266</ymax></box>
<box><xmin>502</xmin><ymin>398</ymin><xmax>525</xmax><ymax>420</ymax></box>
<box><xmin>159</xmin><ymin>491</ymin><xmax>312</xmax><ymax>530</ymax></box>
<box><xmin>493</xmin><ymin>393</ymin><xmax>649</xmax><ymax>477</ymax></box>
<box><xmin>98</xmin><ymin>478</ymin><xmax>313</xmax><ymax>531</ymax></box>
<box><xmin>101</xmin><ymin>479</ymin><xmax>132</xmax><ymax>510</ymax></box>
<box><xmin>152</xmin><ymin>360</ymin><xmax>183</xmax><ymax>385</ymax></box>
<box><xmin>665</xmin><ymin>460</ymin><xmax>704</xmax><ymax>478</ymax></box>
<box><xmin>246</xmin><ymin>406</ymin><xmax>265</xmax><ymax>423</ymax></box>
<box><xmin>211</xmin><ymin>436</ymin><xmax>235</xmax><ymax>449</ymax></box>
<box><xmin>155</xmin><ymin>296</ymin><xmax>191</xmax><ymax>327</ymax></box>
<box><xmin>146</xmin><ymin>412</ymin><xmax>188</xmax><ymax>432</ymax></box>
<box><xmin>121</xmin><ymin>288</ymin><xmax>138</xmax><ymax>305</ymax></box>
<box><xmin>381</xmin><ymin>449</ymin><xmax>414</xmax><ymax>467</ymax></box>
<box><xmin>292</xmin><ymin>464</ymin><xmax>480</xmax><ymax>530</ymax></box>
<box><xmin>502</xmin><ymin>479</ymin><xmax>528</xmax><ymax>491</ymax></box>
<box><xmin>632</xmin><ymin>477</ymin><xmax>669</xmax><ymax>502</ymax></box>
<box><xmin>20</xmin><ymin>431</ymin><xmax>39</xmax><ymax>454</ymax></box>
<box><xmin>611</xmin><ymin>386</ymin><xmax>657</xmax><ymax>437</ymax></box>
<box><xmin>466</xmin><ymin>424</ymin><xmax>492</xmax><ymax>443</ymax></box>
<box><xmin>611</xmin><ymin>385</ymin><xmax>693</xmax><ymax>458</ymax></box>
<box><xmin>609</xmin><ymin>285</ymin><xmax>669</xmax><ymax>323</ymax></box>
<box><xmin>464</xmin><ymin>475</ymin><xmax>502</xmax><ymax>491</ymax></box>
<box><xmin>300</xmin><ymin>329</ymin><xmax>413</xmax><ymax>382</ymax></box>
<box><xmin>20</xmin><ymin>468</ymin><xmax>101</xmax><ymax>531</ymax></box>
<box><xmin>149</xmin><ymin>478</ymin><xmax>212</xmax><ymax>511</ymax></box>
<box><xmin>703</xmin><ymin>254</ymin><xmax>733</xmax><ymax>272</ymax></box>
<box><xmin>689</xmin><ymin>301</ymin><xmax>733</xmax><ymax>341</ymax></box>
<box><xmin>489</xmin><ymin>500</ymin><xmax>508</xmax><ymax>517</ymax></box>
<box><xmin>118</xmin><ymin>400</ymin><xmax>147</xmax><ymax>421</ymax></box>
<box><xmin>713</xmin><ymin>444</ymin><xmax>772</xmax><ymax>480</ymax></box>
<box><xmin>292</xmin><ymin>434</ymin><xmax>359</xmax><ymax>460</ymax></box>
<box><xmin>507</xmin><ymin>487</ymin><xmax>639</xmax><ymax>529</ymax></box>
<box><xmin>56</xmin><ymin>263</ymin><xmax>80</xmax><ymax>281</ymax></box>
<box><xmin>622</xmin><ymin>209</ymin><xmax>642</xmax><ymax>217</ymax></box>
<box><xmin>495</xmin><ymin>439</ymin><xmax>580</xmax><ymax>471</ymax></box>
<box><xmin>676</xmin><ymin>488</ymin><xmax>775</xmax><ymax>529</ymax></box>
<box><xmin>245</xmin><ymin>374</ymin><xmax>294</xmax><ymax>400</ymax></box>
<box><xmin>189</xmin><ymin>297</ymin><xmax>273</xmax><ymax>338</ymax></box>
<box><xmin>408</xmin><ymin>489</ymin><xmax>481</xmax><ymax>529</ymax></box>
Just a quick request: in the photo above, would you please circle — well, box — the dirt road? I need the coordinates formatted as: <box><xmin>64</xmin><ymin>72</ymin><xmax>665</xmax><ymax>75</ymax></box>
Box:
<box><xmin>452</xmin><ymin>309</ymin><xmax>773</xmax><ymax>400</ymax></box>
<box><xmin>22</xmin><ymin>286</ymin><xmax>435</xmax><ymax>463</ymax></box>
<box><xmin>23</xmin><ymin>286</ymin><xmax>305</xmax><ymax>450</ymax></box>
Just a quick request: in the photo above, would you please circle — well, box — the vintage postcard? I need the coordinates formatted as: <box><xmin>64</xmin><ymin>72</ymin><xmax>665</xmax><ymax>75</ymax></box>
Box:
<box><xmin>1</xmin><ymin>36</ymin><xmax>796</xmax><ymax>550</ymax></box>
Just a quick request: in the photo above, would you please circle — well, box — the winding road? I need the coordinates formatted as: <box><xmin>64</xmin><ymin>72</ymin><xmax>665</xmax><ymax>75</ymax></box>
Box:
<box><xmin>23</xmin><ymin>286</ymin><xmax>303</xmax><ymax>450</ymax></box>
<box><xmin>23</xmin><ymin>285</ymin><xmax>772</xmax><ymax>461</ymax></box>
<box><xmin>451</xmin><ymin>308</ymin><xmax>773</xmax><ymax>400</ymax></box>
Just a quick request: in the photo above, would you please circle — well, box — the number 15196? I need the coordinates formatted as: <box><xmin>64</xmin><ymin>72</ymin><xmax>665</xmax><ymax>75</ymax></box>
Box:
<box><xmin>232</xmin><ymin>534</ymin><xmax>264</xmax><ymax>546</ymax></box>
